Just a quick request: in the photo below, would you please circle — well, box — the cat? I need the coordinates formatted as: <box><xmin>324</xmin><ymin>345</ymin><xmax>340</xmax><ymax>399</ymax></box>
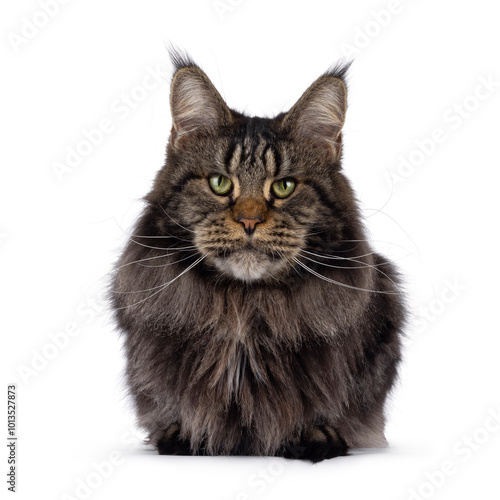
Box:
<box><xmin>110</xmin><ymin>51</ymin><xmax>406</xmax><ymax>463</ymax></box>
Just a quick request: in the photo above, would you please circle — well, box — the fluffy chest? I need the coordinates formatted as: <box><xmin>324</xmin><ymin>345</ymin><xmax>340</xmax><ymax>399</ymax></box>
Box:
<box><xmin>205</xmin><ymin>317</ymin><xmax>267</xmax><ymax>400</ymax></box>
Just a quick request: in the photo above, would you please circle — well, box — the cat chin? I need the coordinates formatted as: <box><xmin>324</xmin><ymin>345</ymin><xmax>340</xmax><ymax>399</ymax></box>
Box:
<box><xmin>212</xmin><ymin>250</ymin><xmax>284</xmax><ymax>282</ymax></box>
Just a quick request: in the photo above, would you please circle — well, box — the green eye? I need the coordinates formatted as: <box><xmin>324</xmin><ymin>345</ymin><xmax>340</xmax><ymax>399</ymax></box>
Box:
<box><xmin>272</xmin><ymin>178</ymin><xmax>296</xmax><ymax>199</ymax></box>
<box><xmin>209</xmin><ymin>174</ymin><xmax>232</xmax><ymax>195</ymax></box>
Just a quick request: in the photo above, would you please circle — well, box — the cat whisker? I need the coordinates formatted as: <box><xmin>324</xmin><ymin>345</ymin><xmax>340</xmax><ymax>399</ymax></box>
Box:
<box><xmin>313</xmin><ymin>239</ymin><xmax>372</xmax><ymax>253</ymax></box>
<box><xmin>301</xmin><ymin>248</ymin><xmax>379</xmax><ymax>261</ymax></box>
<box><xmin>129</xmin><ymin>238</ymin><xmax>198</xmax><ymax>252</ymax></box>
<box><xmin>360</xmin><ymin>178</ymin><xmax>394</xmax><ymax>219</ymax></box>
<box><xmin>359</xmin><ymin>209</ymin><xmax>420</xmax><ymax>257</ymax></box>
<box><xmin>130</xmin><ymin>233</ymin><xmax>194</xmax><ymax>243</ymax></box>
<box><xmin>335</xmin><ymin>238</ymin><xmax>415</xmax><ymax>254</ymax></box>
<box><xmin>137</xmin><ymin>252</ymin><xmax>199</xmax><ymax>268</ymax></box>
<box><xmin>157</xmin><ymin>202</ymin><xmax>196</xmax><ymax>234</ymax></box>
<box><xmin>117</xmin><ymin>241</ymin><xmax>217</xmax><ymax>270</ymax></box>
<box><xmin>305</xmin><ymin>243</ymin><xmax>363</xmax><ymax>254</ymax></box>
<box><xmin>303</xmin><ymin>246</ymin><xmax>412</xmax><ymax>264</ymax></box>
<box><xmin>277</xmin><ymin>250</ymin><xmax>302</xmax><ymax>279</ymax></box>
<box><xmin>115</xmin><ymin>249</ymin><xmax>196</xmax><ymax>271</ymax></box>
<box><xmin>302</xmin><ymin>229</ymin><xmax>329</xmax><ymax>238</ymax></box>
<box><xmin>114</xmin><ymin>254</ymin><xmax>207</xmax><ymax>309</ymax></box>
<box><xmin>130</xmin><ymin>233</ymin><xmax>176</xmax><ymax>239</ymax></box>
<box><xmin>291</xmin><ymin>256</ymin><xmax>400</xmax><ymax>295</ymax></box>
<box><xmin>115</xmin><ymin>254</ymin><xmax>165</xmax><ymax>270</ymax></box>
<box><xmin>297</xmin><ymin>251</ymin><xmax>401</xmax><ymax>291</ymax></box>
<box><xmin>298</xmin><ymin>251</ymin><xmax>376</xmax><ymax>269</ymax></box>
<box><xmin>261</xmin><ymin>259</ymin><xmax>283</xmax><ymax>284</ymax></box>
<box><xmin>333</xmin><ymin>239</ymin><xmax>377</xmax><ymax>243</ymax></box>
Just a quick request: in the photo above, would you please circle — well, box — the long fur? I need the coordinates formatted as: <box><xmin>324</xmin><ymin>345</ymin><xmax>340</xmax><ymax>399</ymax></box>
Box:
<box><xmin>110</xmin><ymin>54</ymin><xmax>406</xmax><ymax>462</ymax></box>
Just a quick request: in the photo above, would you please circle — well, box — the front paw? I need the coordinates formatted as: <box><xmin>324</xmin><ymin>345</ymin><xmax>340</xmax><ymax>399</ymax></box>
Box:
<box><xmin>279</xmin><ymin>425</ymin><xmax>348</xmax><ymax>463</ymax></box>
<box><xmin>156</xmin><ymin>423</ymin><xmax>193</xmax><ymax>456</ymax></box>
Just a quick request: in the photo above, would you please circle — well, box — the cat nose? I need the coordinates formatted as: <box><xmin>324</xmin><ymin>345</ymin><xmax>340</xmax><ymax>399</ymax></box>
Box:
<box><xmin>236</xmin><ymin>216</ymin><xmax>263</xmax><ymax>236</ymax></box>
<box><xmin>233</xmin><ymin>197</ymin><xmax>267</xmax><ymax>236</ymax></box>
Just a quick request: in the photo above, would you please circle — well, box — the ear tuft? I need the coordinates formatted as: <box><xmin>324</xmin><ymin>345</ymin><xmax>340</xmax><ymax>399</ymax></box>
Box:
<box><xmin>168</xmin><ymin>46</ymin><xmax>197</xmax><ymax>73</ymax></box>
<box><xmin>169</xmin><ymin>52</ymin><xmax>232</xmax><ymax>146</ymax></box>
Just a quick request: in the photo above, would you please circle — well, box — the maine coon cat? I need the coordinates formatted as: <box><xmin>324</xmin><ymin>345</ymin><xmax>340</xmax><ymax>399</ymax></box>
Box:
<box><xmin>111</xmin><ymin>52</ymin><xmax>406</xmax><ymax>462</ymax></box>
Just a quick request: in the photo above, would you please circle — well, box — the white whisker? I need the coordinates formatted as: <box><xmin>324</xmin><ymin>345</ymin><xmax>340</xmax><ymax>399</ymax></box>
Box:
<box><xmin>291</xmin><ymin>257</ymin><xmax>399</xmax><ymax>295</ymax></box>
<box><xmin>129</xmin><ymin>238</ymin><xmax>198</xmax><ymax>252</ymax></box>
<box><xmin>157</xmin><ymin>202</ymin><xmax>196</xmax><ymax>233</ymax></box>
<box><xmin>299</xmin><ymin>252</ymin><xmax>374</xmax><ymax>269</ymax></box>
<box><xmin>360</xmin><ymin>209</ymin><xmax>420</xmax><ymax>258</ymax></box>
<box><xmin>278</xmin><ymin>250</ymin><xmax>302</xmax><ymax>279</ymax></box>
<box><xmin>301</xmin><ymin>248</ymin><xmax>378</xmax><ymax>261</ymax></box>
<box><xmin>298</xmin><ymin>251</ymin><xmax>401</xmax><ymax>291</ymax></box>
<box><xmin>361</xmin><ymin>177</ymin><xmax>394</xmax><ymax>219</ymax></box>
<box><xmin>130</xmin><ymin>233</ymin><xmax>193</xmax><ymax>243</ymax></box>
<box><xmin>137</xmin><ymin>252</ymin><xmax>197</xmax><ymax>268</ymax></box>
<box><xmin>115</xmin><ymin>251</ymin><xmax>190</xmax><ymax>271</ymax></box>
<box><xmin>131</xmin><ymin>234</ymin><xmax>176</xmax><ymax>238</ymax></box>
<box><xmin>114</xmin><ymin>254</ymin><xmax>207</xmax><ymax>309</ymax></box>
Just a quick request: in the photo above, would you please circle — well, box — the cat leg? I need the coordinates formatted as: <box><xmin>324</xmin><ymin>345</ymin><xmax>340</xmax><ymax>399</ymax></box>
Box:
<box><xmin>277</xmin><ymin>424</ymin><xmax>348</xmax><ymax>463</ymax></box>
<box><xmin>156</xmin><ymin>423</ymin><xmax>195</xmax><ymax>456</ymax></box>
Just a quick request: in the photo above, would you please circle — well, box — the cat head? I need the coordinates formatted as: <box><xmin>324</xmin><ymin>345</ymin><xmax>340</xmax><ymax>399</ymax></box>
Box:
<box><xmin>145</xmin><ymin>52</ymin><xmax>362</xmax><ymax>283</ymax></box>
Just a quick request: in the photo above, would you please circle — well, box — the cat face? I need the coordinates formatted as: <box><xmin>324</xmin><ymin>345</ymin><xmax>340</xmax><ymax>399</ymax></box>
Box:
<box><xmin>193</xmin><ymin>131</ymin><xmax>309</xmax><ymax>282</ymax></box>
<box><xmin>147</xmin><ymin>56</ymin><xmax>357</xmax><ymax>283</ymax></box>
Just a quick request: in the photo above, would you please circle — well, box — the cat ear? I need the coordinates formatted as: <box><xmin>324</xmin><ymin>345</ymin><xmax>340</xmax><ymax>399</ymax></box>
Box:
<box><xmin>169</xmin><ymin>55</ymin><xmax>232</xmax><ymax>146</ymax></box>
<box><xmin>281</xmin><ymin>64</ymin><xmax>350</xmax><ymax>157</ymax></box>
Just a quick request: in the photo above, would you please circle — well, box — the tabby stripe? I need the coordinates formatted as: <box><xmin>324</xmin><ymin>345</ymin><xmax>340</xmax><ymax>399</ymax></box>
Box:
<box><xmin>272</xmin><ymin>147</ymin><xmax>281</xmax><ymax>179</ymax></box>
<box><xmin>263</xmin><ymin>145</ymin><xmax>275</xmax><ymax>177</ymax></box>
<box><xmin>303</xmin><ymin>179</ymin><xmax>337</xmax><ymax>210</ymax></box>
<box><xmin>224</xmin><ymin>140</ymin><xmax>237</xmax><ymax>172</ymax></box>
<box><xmin>227</xmin><ymin>142</ymin><xmax>242</xmax><ymax>174</ymax></box>
<box><xmin>171</xmin><ymin>173</ymin><xmax>202</xmax><ymax>192</ymax></box>
<box><xmin>254</xmin><ymin>137</ymin><xmax>267</xmax><ymax>167</ymax></box>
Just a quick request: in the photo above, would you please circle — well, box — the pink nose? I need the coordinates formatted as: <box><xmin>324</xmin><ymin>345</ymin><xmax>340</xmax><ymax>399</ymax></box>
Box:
<box><xmin>236</xmin><ymin>217</ymin><xmax>262</xmax><ymax>236</ymax></box>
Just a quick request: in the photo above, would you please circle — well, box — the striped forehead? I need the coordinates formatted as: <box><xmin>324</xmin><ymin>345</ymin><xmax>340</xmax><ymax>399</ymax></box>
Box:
<box><xmin>227</xmin><ymin>124</ymin><xmax>279</xmax><ymax>180</ymax></box>
<box><xmin>228</xmin><ymin>138</ymin><xmax>276</xmax><ymax>175</ymax></box>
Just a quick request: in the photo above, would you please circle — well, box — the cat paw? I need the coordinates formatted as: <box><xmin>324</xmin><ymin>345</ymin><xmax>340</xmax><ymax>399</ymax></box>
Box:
<box><xmin>156</xmin><ymin>423</ymin><xmax>193</xmax><ymax>456</ymax></box>
<box><xmin>279</xmin><ymin>425</ymin><xmax>348</xmax><ymax>463</ymax></box>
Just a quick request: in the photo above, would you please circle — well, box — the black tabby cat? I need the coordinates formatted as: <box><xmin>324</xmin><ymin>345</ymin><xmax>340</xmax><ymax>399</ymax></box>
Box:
<box><xmin>111</xmin><ymin>52</ymin><xmax>406</xmax><ymax>463</ymax></box>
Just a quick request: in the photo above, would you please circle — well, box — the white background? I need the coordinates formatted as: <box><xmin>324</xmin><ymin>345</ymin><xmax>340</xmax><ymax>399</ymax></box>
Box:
<box><xmin>2</xmin><ymin>1</ymin><xmax>500</xmax><ymax>499</ymax></box>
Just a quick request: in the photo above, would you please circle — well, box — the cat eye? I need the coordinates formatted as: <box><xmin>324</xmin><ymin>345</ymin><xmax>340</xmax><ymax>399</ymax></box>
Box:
<box><xmin>271</xmin><ymin>178</ymin><xmax>296</xmax><ymax>199</ymax></box>
<box><xmin>209</xmin><ymin>174</ymin><xmax>233</xmax><ymax>196</ymax></box>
